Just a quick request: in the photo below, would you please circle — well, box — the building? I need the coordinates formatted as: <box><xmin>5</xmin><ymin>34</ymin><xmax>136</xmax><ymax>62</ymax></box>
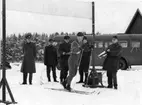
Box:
<box><xmin>125</xmin><ymin>9</ymin><xmax>142</xmax><ymax>34</ymax></box>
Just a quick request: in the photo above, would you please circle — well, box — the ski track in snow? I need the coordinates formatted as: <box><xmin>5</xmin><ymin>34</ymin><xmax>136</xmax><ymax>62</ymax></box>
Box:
<box><xmin>0</xmin><ymin>63</ymin><xmax>141</xmax><ymax>105</ymax></box>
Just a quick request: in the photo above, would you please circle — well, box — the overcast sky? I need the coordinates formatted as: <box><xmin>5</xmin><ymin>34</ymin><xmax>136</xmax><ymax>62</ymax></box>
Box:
<box><xmin>0</xmin><ymin>0</ymin><xmax>142</xmax><ymax>35</ymax></box>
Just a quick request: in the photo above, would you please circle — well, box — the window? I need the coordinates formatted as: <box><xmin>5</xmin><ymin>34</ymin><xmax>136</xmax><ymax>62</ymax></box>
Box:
<box><xmin>119</xmin><ymin>41</ymin><xmax>128</xmax><ymax>48</ymax></box>
<box><xmin>98</xmin><ymin>42</ymin><xmax>103</xmax><ymax>48</ymax></box>
<box><xmin>94</xmin><ymin>42</ymin><xmax>97</xmax><ymax>48</ymax></box>
<box><xmin>104</xmin><ymin>42</ymin><xmax>108</xmax><ymax>48</ymax></box>
<box><xmin>131</xmin><ymin>41</ymin><xmax>140</xmax><ymax>48</ymax></box>
<box><xmin>109</xmin><ymin>42</ymin><xmax>112</xmax><ymax>45</ymax></box>
<box><xmin>94</xmin><ymin>41</ymin><xmax>103</xmax><ymax>48</ymax></box>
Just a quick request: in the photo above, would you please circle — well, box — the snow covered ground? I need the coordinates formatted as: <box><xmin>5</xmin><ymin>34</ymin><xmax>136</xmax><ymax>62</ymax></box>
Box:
<box><xmin>0</xmin><ymin>63</ymin><xmax>142</xmax><ymax>105</ymax></box>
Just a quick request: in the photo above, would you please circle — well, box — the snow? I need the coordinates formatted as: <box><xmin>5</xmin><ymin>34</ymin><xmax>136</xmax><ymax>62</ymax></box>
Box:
<box><xmin>0</xmin><ymin>63</ymin><xmax>142</xmax><ymax>105</ymax></box>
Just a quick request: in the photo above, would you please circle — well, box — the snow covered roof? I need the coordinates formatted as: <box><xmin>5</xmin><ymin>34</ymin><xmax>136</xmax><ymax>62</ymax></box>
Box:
<box><xmin>125</xmin><ymin>8</ymin><xmax>142</xmax><ymax>34</ymax></box>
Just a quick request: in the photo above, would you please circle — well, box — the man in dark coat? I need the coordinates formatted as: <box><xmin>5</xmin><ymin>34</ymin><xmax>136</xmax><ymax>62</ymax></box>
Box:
<box><xmin>77</xmin><ymin>36</ymin><xmax>91</xmax><ymax>84</ymax></box>
<box><xmin>44</xmin><ymin>39</ymin><xmax>58</xmax><ymax>82</ymax></box>
<box><xmin>21</xmin><ymin>33</ymin><xmax>36</xmax><ymax>85</ymax></box>
<box><xmin>61</xmin><ymin>32</ymin><xmax>84</xmax><ymax>91</ymax></box>
<box><xmin>58</xmin><ymin>36</ymin><xmax>71</xmax><ymax>83</ymax></box>
<box><xmin>103</xmin><ymin>36</ymin><xmax>122</xmax><ymax>89</ymax></box>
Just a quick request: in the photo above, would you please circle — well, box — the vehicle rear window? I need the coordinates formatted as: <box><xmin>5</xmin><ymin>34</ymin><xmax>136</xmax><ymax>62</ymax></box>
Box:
<box><xmin>131</xmin><ymin>41</ymin><xmax>140</xmax><ymax>48</ymax></box>
<box><xmin>119</xmin><ymin>41</ymin><xmax>128</xmax><ymax>48</ymax></box>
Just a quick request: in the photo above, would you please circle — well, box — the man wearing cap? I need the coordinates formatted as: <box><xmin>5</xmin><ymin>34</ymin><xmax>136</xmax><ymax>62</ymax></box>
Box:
<box><xmin>103</xmin><ymin>36</ymin><xmax>122</xmax><ymax>89</ymax></box>
<box><xmin>61</xmin><ymin>32</ymin><xmax>84</xmax><ymax>91</ymax></box>
<box><xmin>44</xmin><ymin>39</ymin><xmax>58</xmax><ymax>82</ymax></box>
<box><xmin>21</xmin><ymin>33</ymin><xmax>36</xmax><ymax>85</ymax></box>
<box><xmin>58</xmin><ymin>36</ymin><xmax>71</xmax><ymax>83</ymax></box>
<box><xmin>77</xmin><ymin>36</ymin><xmax>92</xmax><ymax>85</ymax></box>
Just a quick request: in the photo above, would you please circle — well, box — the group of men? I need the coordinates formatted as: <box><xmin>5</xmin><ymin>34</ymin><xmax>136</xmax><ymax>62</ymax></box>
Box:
<box><xmin>21</xmin><ymin>32</ymin><xmax>122</xmax><ymax>91</ymax></box>
<box><xmin>44</xmin><ymin>32</ymin><xmax>92</xmax><ymax>91</ymax></box>
<box><xmin>59</xmin><ymin>32</ymin><xmax>92</xmax><ymax>91</ymax></box>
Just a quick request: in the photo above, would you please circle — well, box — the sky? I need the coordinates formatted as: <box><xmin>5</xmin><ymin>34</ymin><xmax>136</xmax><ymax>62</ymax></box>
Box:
<box><xmin>0</xmin><ymin>0</ymin><xmax>142</xmax><ymax>35</ymax></box>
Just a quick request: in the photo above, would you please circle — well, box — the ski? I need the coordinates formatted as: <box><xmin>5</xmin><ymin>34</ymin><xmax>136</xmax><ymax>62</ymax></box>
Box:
<box><xmin>45</xmin><ymin>87</ymin><xmax>96</xmax><ymax>95</ymax></box>
<box><xmin>82</xmin><ymin>84</ymin><xmax>107</xmax><ymax>88</ymax></box>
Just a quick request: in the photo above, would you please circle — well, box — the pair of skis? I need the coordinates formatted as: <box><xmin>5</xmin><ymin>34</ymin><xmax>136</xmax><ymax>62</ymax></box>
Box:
<box><xmin>45</xmin><ymin>87</ymin><xmax>97</xmax><ymax>95</ymax></box>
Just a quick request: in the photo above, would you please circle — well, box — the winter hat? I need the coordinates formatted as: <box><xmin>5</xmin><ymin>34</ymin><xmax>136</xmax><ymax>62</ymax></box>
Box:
<box><xmin>49</xmin><ymin>39</ymin><xmax>54</xmax><ymax>42</ymax></box>
<box><xmin>25</xmin><ymin>33</ymin><xmax>32</xmax><ymax>39</ymax></box>
<box><xmin>64</xmin><ymin>35</ymin><xmax>70</xmax><ymax>40</ymax></box>
<box><xmin>77</xmin><ymin>32</ymin><xmax>84</xmax><ymax>37</ymax></box>
<box><xmin>112</xmin><ymin>36</ymin><xmax>118</xmax><ymax>39</ymax></box>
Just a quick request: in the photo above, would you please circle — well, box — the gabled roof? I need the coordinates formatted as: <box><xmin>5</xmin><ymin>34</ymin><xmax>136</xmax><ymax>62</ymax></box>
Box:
<box><xmin>125</xmin><ymin>8</ymin><xmax>142</xmax><ymax>34</ymax></box>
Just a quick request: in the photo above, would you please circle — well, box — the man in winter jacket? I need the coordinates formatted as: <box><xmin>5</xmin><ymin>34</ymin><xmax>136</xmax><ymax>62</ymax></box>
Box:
<box><xmin>61</xmin><ymin>32</ymin><xmax>84</xmax><ymax>91</ymax></box>
<box><xmin>21</xmin><ymin>33</ymin><xmax>36</xmax><ymax>85</ymax></box>
<box><xmin>44</xmin><ymin>39</ymin><xmax>58</xmax><ymax>82</ymax></box>
<box><xmin>103</xmin><ymin>36</ymin><xmax>122</xmax><ymax>89</ymax></box>
<box><xmin>58</xmin><ymin>36</ymin><xmax>71</xmax><ymax>83</ymax></box>
<box><xmin>77</xmin><ymin>36</ymin><xmax>91</xmax><ymax>84</ymax></box>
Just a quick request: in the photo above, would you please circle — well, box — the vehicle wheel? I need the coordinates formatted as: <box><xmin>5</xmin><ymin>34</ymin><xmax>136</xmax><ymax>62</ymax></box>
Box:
<box><xmin>119</xmin><ymin>59</ymin><xmax>127</xmax><ymax>70</ymax></box>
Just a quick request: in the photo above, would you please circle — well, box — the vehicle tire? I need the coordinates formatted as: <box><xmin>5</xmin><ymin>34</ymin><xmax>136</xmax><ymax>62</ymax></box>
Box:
<box><xmin>119</xmin><ymin>58</ymin><xmax>127</xmax><ymax>70</ymax></box>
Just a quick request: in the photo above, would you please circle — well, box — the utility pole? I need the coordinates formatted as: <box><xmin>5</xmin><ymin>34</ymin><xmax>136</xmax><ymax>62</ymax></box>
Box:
<box><xmin>0</xmin><ymin>0</ymin><xmax>17</xmax><ymax>104</ymax></box>
<box><xmin>2</xmin><ymin>0</ymin><xmax>6</xmax><ymax>101</ymax></box>
<box><xmin>92</xmin><ymin>1</ymin><xmax>95</xmax><ymax>71</ymax></box>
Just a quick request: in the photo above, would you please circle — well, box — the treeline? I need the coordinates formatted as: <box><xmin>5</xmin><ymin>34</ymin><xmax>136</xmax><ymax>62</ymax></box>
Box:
<box><xmin>2</xmin><ymin>32</ymin><xmax>79</xmax><ymax>62</ymax></box>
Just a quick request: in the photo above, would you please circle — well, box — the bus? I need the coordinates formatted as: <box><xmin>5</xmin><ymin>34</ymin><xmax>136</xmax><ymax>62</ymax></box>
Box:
<box><xmin>54</xmin><ymin>34</ymin><xmax>142</xmax><ymax>70</ymax></box>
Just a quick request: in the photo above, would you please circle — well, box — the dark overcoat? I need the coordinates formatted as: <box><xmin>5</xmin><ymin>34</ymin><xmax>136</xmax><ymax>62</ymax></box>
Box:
<box><xmin>44</xmin><ymin>45</ymin><xmax>58</xmax><ymax>66</ymax></box>
<box><xmin>103</xmin><ymin>43</ymin><xmax>122</xmax><ymax>72</ymax></box>
<box><xmin>58</xmin><ymin>41</ymin><xmax>71</xmax><ymax>67</ymax></box>
<box><xmin>21</xmin><ymin>42</ymin><xmax>36</xmax><ymax>73</ymax></box>
<box><xmin>79</xmin><ymin>42</ymin><xmax>91</xmax><ymax>72</ymax></box>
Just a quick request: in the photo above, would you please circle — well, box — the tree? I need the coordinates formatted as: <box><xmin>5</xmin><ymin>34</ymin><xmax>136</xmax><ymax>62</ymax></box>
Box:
<box><xmin>72</xmin><ymin>32</ymin><xmax>76</xmax><ymax>36</ymax></box>
<box><xmin>55</xmin><ymin>32</ymin><xmax>59</xmax><ymax>36</ymax></box>
<box><xmin>96</xmin><ymin>32</ymin><xmax>101</xmax><ymax>35</ymax></box>
<box><xmin>65</xmin><ymin>32</ymin><xmax>68</xmax><ymax>36</ymax></box>
<box><xmin>61</xmin><ymin>32</ymin><xmax>64</xmax><ymax>35</ymax></box>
